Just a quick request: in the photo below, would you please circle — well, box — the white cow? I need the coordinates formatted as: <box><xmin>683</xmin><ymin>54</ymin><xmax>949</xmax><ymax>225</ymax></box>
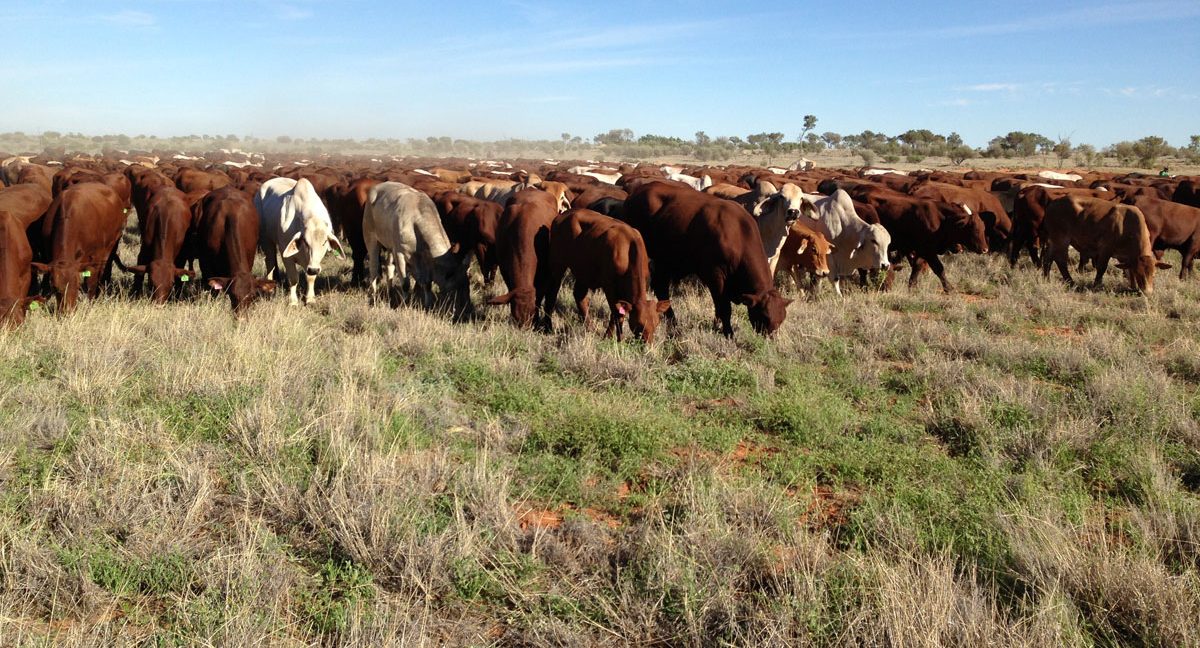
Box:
<box><xmin>1037</xmin><ymin>170</ymin><xmax>1083</xmax><ymax>182</ymax></box>
<box><xmin>256</xmin><ymin>177</ymin><xmax>345</xmax><ymax>305</ymax></box>
<box><xmin>734</xmin><ymin>181</ymin><xmax>809</xmax><ymax>273</ymax></box>
<box><xmin>665</xmin><ymin>171</ymin><xmax>713</xmax><ymax>191</ymax></box>
<box><xmin>363</xmin><ymin>182</ymin><xmax>469</xmax><ymax>309</ymax></box>
<box><xmin>801</xmin><ymin>189</ymin><xmax>891</xmax><ymax>295</ymax></box>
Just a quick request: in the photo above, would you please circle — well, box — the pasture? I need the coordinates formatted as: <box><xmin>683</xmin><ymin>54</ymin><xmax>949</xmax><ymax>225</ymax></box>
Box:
<box><xmin>1</xmin><ymin>212</ymin><xmax>1198</xmax><ymax>646</ymax></box>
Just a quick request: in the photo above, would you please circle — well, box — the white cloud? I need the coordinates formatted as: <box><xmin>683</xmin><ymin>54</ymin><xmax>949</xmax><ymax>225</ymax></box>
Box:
<box><xmin>967</xmin><ymin>83</ymin><xmax>1018</xmax><ymax>92</ymax></box>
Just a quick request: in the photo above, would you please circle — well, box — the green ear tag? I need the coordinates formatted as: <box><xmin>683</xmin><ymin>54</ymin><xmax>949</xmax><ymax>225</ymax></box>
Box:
<box><xmin>28</xmin><ymin>302</ymin><xmax>40</xmax><ymax>311</ymax></box>
<box><xmin>81</xmin><ymin>270</ymin><xmax>92</xmax><ymax>278</ymax></box>
<box><xmin>180</xmin><ymin>275</ymin><xmax>190</xmax><ymax>282</ymax></box>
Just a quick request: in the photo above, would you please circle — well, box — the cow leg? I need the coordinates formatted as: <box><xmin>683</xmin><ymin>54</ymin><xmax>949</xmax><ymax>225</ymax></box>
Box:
<box><xmin>1092</xmin><ymin>256</ymin><xmax>1110</xmax><ymax>289</ymax></box>
<box><xmin>651</xmin><ymin>274</ymin><xmax>674</xmax><ymax>322</ymax></box>
<box><xmin>907</xmin><ymin>258</ymin><xmax>928</xmax><ymax>290</ymax></box>
<box><xmin>283</xmin><ymin>258</ymin><xmax>300</xmax><ymax>306</ymax></box>
<box><xmin>1182</xmin><ymin>246</ymin><xmax>1197</xmax><ymax>279</ymax></box>
<box><xmin>542</xmin><ymin>268</ymin><xmax>566</xmax><ymax>331</ymax></box>
<box><xmin>367</xmin><ymin>240</ymin><xmax>381</xmax><ymax>305</ymax></box>
<box><xmin>1049</xmin><ymin>245</ymin><xmax>1072</xmax><ymax>284</ymax></box>
<box><xmin>262</xmin><ymin>239</ymin><xmax>280</xmax><ymax>292</ymax></box>
<box><xmin>881</xmin><ymin>266</ymin><xmax>896</xmax><ymax>292</ymax></box>
<box><xmin>574</xmin><ymin>285</ymin><xmax>590</xmax><ymax>330</ymax></box>
<box><xmin>926</xmin><ymin>255</ymin><xmax>953</xmax><ymax>293</ymax></box>
<box><xmin>713</xmin><ymin>294</ymin><xmax>734</xmax><ymax>338</ymax></box>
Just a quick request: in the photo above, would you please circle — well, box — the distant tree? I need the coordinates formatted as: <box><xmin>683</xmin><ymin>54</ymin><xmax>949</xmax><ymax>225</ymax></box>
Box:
<box><xmin>820</xmin><ymin>131</ymin><xmax>842</xmax><ymax>148</ymax></box>
<box><xmin>1132</xmin><ymin>136</ymin><xmax>1169</xmax><ymax>168</ymax></box>
<box><xmin>804</xmin><ymin>133</ymin><xmax>823</xmax><ymax>153</ymax></box>
<box><xmin>276</xmin><ymin>135</ymin><xmax>292</xmax><ymax>144</ymax></box>
<box><xmin>798</xmin><ymin>115</ymin><xmax>818</xmax><ymax>142</ymax></box>
<box><xmin>988</xmin><ymin>131</ymin><xmax>1050</xmax><ymax>157</ymax></box>
<box><xmin>855</xmin><ymin>148</ymin><xmax>877</xmax><ymax>165</ymax></box>
<box><xmin>948</xmin><ymin>145</ymin><xmax>976</xmax><ymax>165</ymax></box>
<box><xmin>594</xmin><ymin>128</ymin><xmax>634</xmax><ymax>145</ymax></box>
<box><xmin>1183</xmin><ymin>135</ymin><xmax>1200</xmax><ymax>163</ymax></box>
<box><xmin>42</xmin><ymin>131</ymin><xmax>61</xmax><ymax>140</ymax></box>
<box><xmin>1053</xmin><ymin>138</ymin><xmax>1072</xmax><ymax>168</ymax></box>
<box><xmin>1106</xmin><ymin>141</ymin><xmax>1137</xmax><ymax>166</ymax></box>
<box><xmin>946</xmin><ymin>132</ymin><xmax>964</xmax><ymax>148</ymax></box>
<box><xmin>694</xmin><ymin>131</ymin><xmax>711</xmax><ymax>146</ymax></box>
<box><xmin>1074</xmin><ymin>143</ymin><xmax>1099</xmax><ymax>167</ymax></box>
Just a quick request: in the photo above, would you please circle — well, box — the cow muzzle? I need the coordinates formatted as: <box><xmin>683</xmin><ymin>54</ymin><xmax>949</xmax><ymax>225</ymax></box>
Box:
<box><xmin>306</xmin><ymin>267</ymin><xmax>319</xmax><ymax>277</ymax></box>
<box><xmin>786</xmin><ymin>208</ymin><xmax>800</xmax><ymax>219</ymax></box>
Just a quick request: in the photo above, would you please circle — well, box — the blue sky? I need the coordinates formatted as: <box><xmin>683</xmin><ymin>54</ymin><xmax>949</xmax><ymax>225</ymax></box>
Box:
<box><xmin>1</xmin><ymin>0</ymin><xmax>1197</xmax><ymax>147</ymax></box>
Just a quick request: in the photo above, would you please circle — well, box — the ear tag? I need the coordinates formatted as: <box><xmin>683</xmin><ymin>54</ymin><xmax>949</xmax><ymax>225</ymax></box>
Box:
<box><xmin>28</xmin><ymin>302</ymin><xmax>40</xmax><ymax>311</ymax></box>
<box><xmin>123</xmin><ymin>208</ymin><xmax>129</xmax><ymax>214</ymax></box>
<box><xmin>180</xmin><ymin>275</ymin><xmax>190</xmax><ymax>282</ymax></box>
<box><xmin>81</xmin><ymin>270</ymin><xmax>92</xmax><ymax>278</ymax></box>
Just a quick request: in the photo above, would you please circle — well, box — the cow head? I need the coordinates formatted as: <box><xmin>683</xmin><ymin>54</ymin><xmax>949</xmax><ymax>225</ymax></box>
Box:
<box><xmin>848</xmin><ymin>224</ymin><xmax>892</xmax><ymax>271</ymax></box>
<box><xmin>1117</xmin><ymin>255</ymin><xmax>1171</xmax><ymax>294</ymax></box>
<box><xmin>741</xmin><ymin>289</ymin><xmax>792</xmax><ymax>335</ymax></box>
<box><xmin>946</xmin><ymin>206</ymin><xmax>989</xmax><ymax>254</ymax></box>
<box><xmin>616</xmin><ymin>298</ymin><xmax>672</xmax><ymax>344</ymax></box>
<box><xmin>208</xmin><ymin>273</ymin><xmax>276</xmax><ymax>314</ymax></box>
<box><xmin>488</xmin><ymin>287</ymin><xmax>538</xmax><ymax>328</ymax></box>
<box><xmin>792</xmin><ymin>230</ymin><xmax>834</xmax><ymax>277</ymax></box>
<box><xmin>31</xmin><ymin>260</ymin><xmax>91</xmax><ymax>313</ymax></box>
<box><xmin>123</xmin><ymin>260</ymin><xmax>196</xmax><ymax>303</ymax></box>
<box><xmin>283</xmin><ymin>221</ymin><xmax>344</xmax><ymax>276</ymax></box>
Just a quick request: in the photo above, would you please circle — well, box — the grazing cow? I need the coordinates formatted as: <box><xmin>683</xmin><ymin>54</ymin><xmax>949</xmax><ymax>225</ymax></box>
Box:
<box><xmin>537</xmin><ymin>181</ymin><xmax>573</xmax><ymax>212</ymax></box>
<box><xmin>195</xmin><ymin>187</ymin><xmax>275</xmax><ymax>314</ymax></box>
<box><xmin>854</xmin><ymin>188</ymin><xmax>987</xmax><ymax>292</ymax></box>
<box><xmin>1009</xmin><ymin>186</ymin><xmax>1108</xmax><ymax>266</ymax></box>
<box><xmin>324</xmin><ymin>177</ymin><xmax>381</xmax><ymax>284</ymax></box>
<box><xmin>1041</xmin><ymin>196</ymin><xmax>1168</xmax><ymax>293</ymax></box>
<box><xmin>489</xmin><ymin>188</ymin><xmax>558</xmax><ymax>328</ymax></box>
<box><xmin>775</xmin><ymin>219</ymin><xmax>834</xmax><ymax>291</ymax></box>
<box><xmin>799</xmin><ymin>189</ymin><xmax>891</xmax><ymax>294</ymax></box>
<box><xmin>362</xmin><ymin>182</ymin><xmax>468</xmax><ymax>310</ymax></box>
<box><xmin>118</xmin><ymin>186</ymin><xmax>197</xmax><ymax>303</ymax></box>
<box><xmin>544</xmin><ymin>208</ymin><xmax>670</xmax><ymax>342</ymax></box>
<box><xmin>440</xmin><ymin>194</ymin><xmax>502</xmax><ymax>284</ymax></box>
<box><xmin>461</xmin><ymin>179</ymin><xmax>526</xmax><ymax>207</ymax></box>
<box><xmin>623</xmin><ymin>181</ymin><xmax>792</xmax><ymax>337</ymax></box>
<box><xmin>32</xmin><ymin>183</ymin><xmax>126</xmax><ymax>313</ymax></box>
<box><xmin>256</xmin><ymin>177</ymin><xmax>344</xmax><ymax>305</ymax></box>
<box><xmin>0</xmin><ymin>210</ymin><xmax>39</xmax><ymax>326</ymax></box>
<box><xmin>909</xmin><ymin>181</ymin><xmax>1012</xmax><ymax>249</ymax></box>
<box><xmin>1120</xmin><ymin>195</ymin><xmax>1200</xmax><ymax>279</ymax></box>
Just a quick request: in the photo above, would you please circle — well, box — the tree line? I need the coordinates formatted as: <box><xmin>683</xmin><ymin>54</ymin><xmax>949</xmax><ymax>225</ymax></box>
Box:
<box><xmin>2</xmin><ymin>118</ymin><xmax>1198</xmax><ymax>170</ymax></box>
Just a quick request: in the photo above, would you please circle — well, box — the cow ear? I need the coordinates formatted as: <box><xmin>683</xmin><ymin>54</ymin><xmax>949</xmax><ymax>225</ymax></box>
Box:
<box><xmin>801</xmin><ymin>198</ymin><xmax>817</xmax><ymax>216</ymax></box>
<box><xmin>257</xmin><ymin>279</ymin><xmax>277</xmax><ymax>294</ymax></box>
<box><xmin>615</xmin><ymin>300</ymin><xmax>632</xmax><ymax>317</ymax></box>
<box><xmin>654</xmin><ymin>299</ymin><xmax>672</xmax><ymax>314</ymax></box>
<box><xmin>126</xmin><ymin>264</ymin><xmax>148</xmax><ymax>274</ymax></box>
<box><xmin>796</xmin><ymin>239</ymin><xmax>809</xmax><ymax>255</ymax></box>
<box><xmin>208</xmin><ymin>277</ymin><xmax>228</xmax><ymax>291</ymax></box>
<box><xmin>1156</xmin><ymin>261</ymin><xmax>1173</xmax><ymax>269</ymax></box>
<box><xmin>328</xmin><ymin>235</ymin><xmax>345</xmax><ymax>256</ymax></box>
<box><xmin>21</xmin><ymin>296</ymin><xmax>46</xmax><ymax>312</ymax></box>
<box><xmin>31</xmin><ymin>262</ymin><xmax>50</xmax><ymax>273</ymax></box>
<box><xmin>827</xmin><ymin>242</ymin><xmax>836</xmax><ymax>251</ymax></box>
<box><xmin>487</xmin><ymin>291</ymin><xmax>515</xmax><ymax>305</ymax></box>
<box><xmin>282</xmin><ymin>234</ymin><xmax>302</xmax><ymax>258</ymax></box>
<box><xmin>449</xmin><ymin>242</ymin><xmax>461</xmax><ymax>254</ymax></box>
<box><xmin>175</xmin><ymin>267</ymin><xmax>195</xmax><ymax>280</ymax></box>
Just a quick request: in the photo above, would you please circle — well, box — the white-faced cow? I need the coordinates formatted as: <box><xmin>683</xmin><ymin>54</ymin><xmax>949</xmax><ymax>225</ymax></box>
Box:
<box><xmin>255</xmin><ymin>177</ymin><xmax>344</xmax><ymax>305</ymax></box>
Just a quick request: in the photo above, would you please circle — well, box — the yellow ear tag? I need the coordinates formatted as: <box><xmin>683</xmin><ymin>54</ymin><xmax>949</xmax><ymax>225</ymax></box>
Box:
<box><xmin>81</xmin><ymin>270</ymin><xmax>92</xmax><ymax>278</ymax></box>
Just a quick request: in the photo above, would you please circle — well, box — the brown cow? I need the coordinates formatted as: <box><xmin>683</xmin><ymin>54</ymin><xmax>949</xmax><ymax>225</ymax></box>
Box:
<box><xmin>775</xmin><ymin>219</ymin><xmax>834</xmax><ymax>290</ymax></box>
<box><xmin>544</xmin><ymin>208</ymin><xmax>670</xmax><ymax>342</ymax></box>
<box><xmin>623</xmin><ymin>181</ymin><xmax>792</xmax><ymax>337</ymax></box>
<box><xmin>175</xmin><ymin>167</ymin><xmax>231</xmax><ymax>193</ymax></box>
<box><xmin>1009</xmin><ymin>185</ymin><xmax>1109</xmax><ymax>266</ymax></box>
<box><xmin>1120</xmin><ymin>195</ymin><xmax>1200</xmax><ymax>278</ymax></box>
<box><xmin>325</xmin><ymin>177</ymin><xmax>381</xmax><ymax>284</ymax></box>
<box><xmin>0</xmin><ymin>183</ymin><xmax>53</xmax><ymax>228</ymax></box>
<box><xmin>1041</xmin><ymin>196</ymin><xmax>1168</xmax><ymax>293</ymax></box>
<box><xmin>488</xmin><ymin>188</ymin><xmax>557</xmax><ymax>328</ymax></box>
<box><xmin>0</xmin><ymin>210</ymin><xmax>40</xmax><ymax>326</ymax></box>
<box><xmin>909</xmin><ymin>181</ymin><xmax>1012</xmax><ymax>249</ymax></box>
<box><xmin>32</xmin><ymin>183</ymin><xmax>127</xmax><ymax>313</ymax></box>
<box><xmin>441</xmin><ymin>194</ymin><xmax>502</xmax><ymax>285</ymax></box>
<box><xmin>118</xmin><ymin>186</ymin><xmax>198</xmax><ymax>302</ymax></box>
<box><xmin>195</xmin><ymin>187</ymin><xmax>275</xmax><ymax>313</ymax></box>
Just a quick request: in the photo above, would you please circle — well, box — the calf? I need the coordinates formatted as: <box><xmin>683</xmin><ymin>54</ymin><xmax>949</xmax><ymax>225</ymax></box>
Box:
<box><xmin>775</xmin><ymin>219</ymin><xmax>834</xmax><ymax>291</ymax></box>
<box><xmin>489</xmin><ymin>188</ymin><xmax>558</xmax><ymax>328</ymax></box>
<box><xmin>623</xmin><ymin>181</ymin><xmax>792</xmax><ymax>337</ymax></box>
<box><xmin>363</xmin><ymin>182</ymin><xmax>468</xmax><ymax>310</ymax></box>
<box><xmin>1041</xmin><ymin>196</ymin><xmax>1167</xmax><ymax>293</ymax></box>
<box><xmin>256</xmin><ymin>177</ymin><xmax>345</xmax><ymax>305</ymax></box>
<box><xmin>32</xmin><ymin>183</ymin><xmax>126</xmax><ymax>313</ymax></box>
<box><xmin>544</xmin><ymin>209</ymin><xmax>670</xmax><ymax>342</ymax></box>
<box><xmin>195</xmin><ymin>187</ymin><xmax>276</xmax><ymax>314</ymax></box>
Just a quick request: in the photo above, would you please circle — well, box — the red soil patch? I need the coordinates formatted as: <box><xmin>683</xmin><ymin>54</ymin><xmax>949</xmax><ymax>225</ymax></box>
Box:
<box><xmin>793</xmin><ymin>485</ymin><xmax>861</xmax><ymax>532</ymax></box>
<box><xmin>515</xmin><ymin>501</ymin><xmax>624</xmax><ymax>531</ymax></box>
<box><xmin>1032</xmin><ymin>324</ymin><xmax>1085</xmax><ymax>338</ymax></box>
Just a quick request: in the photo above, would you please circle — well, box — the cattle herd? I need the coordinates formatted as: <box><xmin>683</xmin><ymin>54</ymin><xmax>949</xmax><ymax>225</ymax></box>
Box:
<box><xmin>1</xmin><ymin>153</ymin><xmax>1198</xmax><ymax>338</ymax></box>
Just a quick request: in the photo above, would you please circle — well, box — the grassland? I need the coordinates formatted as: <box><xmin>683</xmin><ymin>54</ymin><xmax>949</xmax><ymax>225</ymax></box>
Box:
<box><xmin>1</xmin><ymin>226</ymin><xmax>1198</xmax><ymax>646</ymax></box>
